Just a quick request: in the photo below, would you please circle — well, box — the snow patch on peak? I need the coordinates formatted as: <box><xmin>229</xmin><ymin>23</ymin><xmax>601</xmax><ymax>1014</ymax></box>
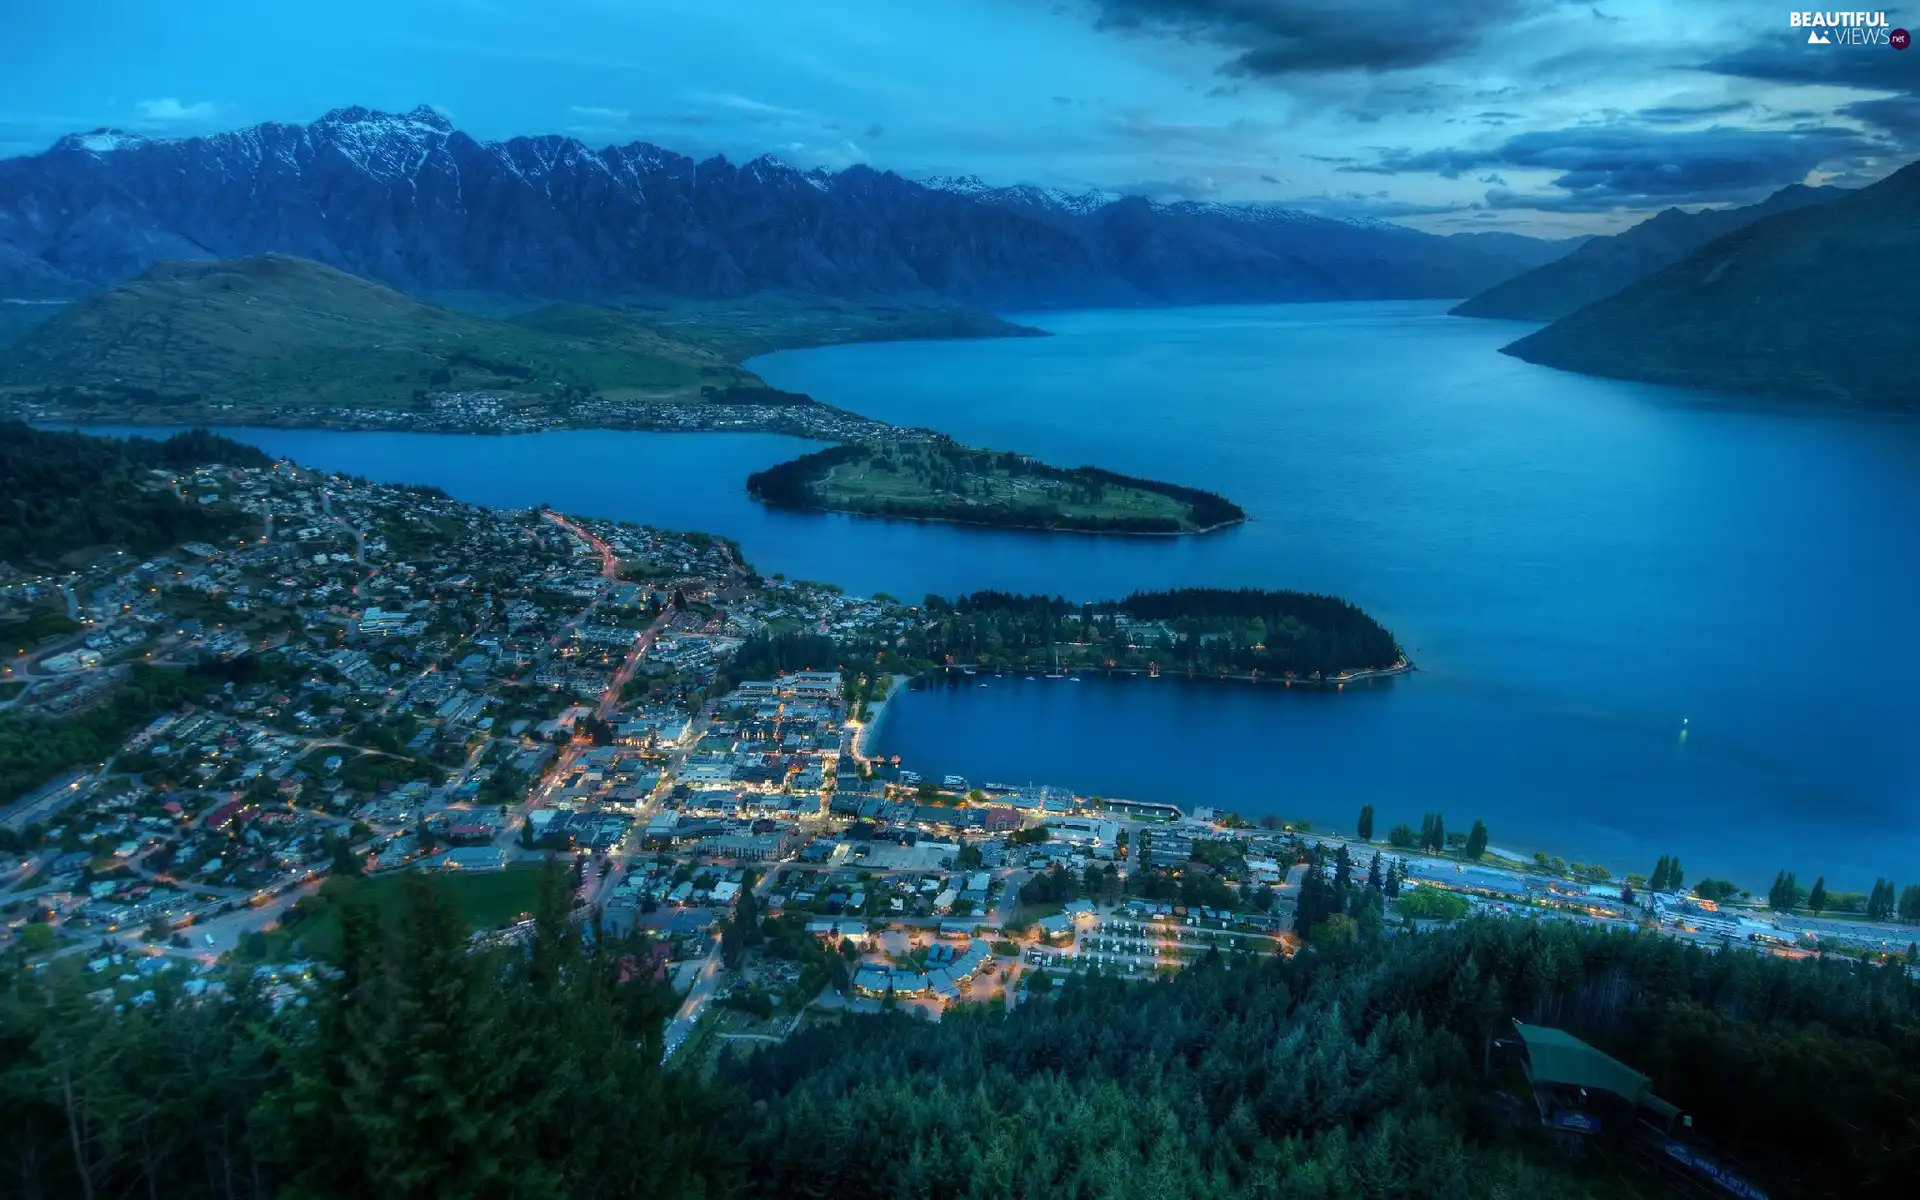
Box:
<box><xmin>744</xmin><ymin>154</ymin><xmax>797</xmax><ymax>178</ymax></box>
<box><xmin>56</xmin><ymin>129</ymin><xmax>152</xmax><ymax>155</ymax></box>
<box><xmin>923</xmin><ymin>175</ymin><xmax>1114</xmax><ymax>214</ymax></box>
<box><xmin>317</xmin><ymin>104</ymin><xmax>450</xmax><ymax>132</ymax></box>
<box><xmin>313</xmin><ymin>105</ymin><xmax>452</xmax><ymax>181</ymax></box>
<box><xmin>924</xmin><ymin>174</ymin><xmax>990</xmax><ymax>196</ymax></box>
<box><xmin>1038</xmin><ymin>187</ymin><xmax>1116</xmax><ymax>215</ymax></box>
<box><xmin>403</xmin><ymin>104</ymin><xmax>454</xmax><ymax>131</ymax></box>
<box><xmin>1159</xmin><ymin>200</ymin><xmax>1403</xmax><ymax>233</ymax></box>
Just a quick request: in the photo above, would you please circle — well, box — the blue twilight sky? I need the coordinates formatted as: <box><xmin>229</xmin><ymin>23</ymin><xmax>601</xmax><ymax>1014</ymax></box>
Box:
<box><xmin>3</xmin><ymin>0</ymin><xmax>1917</xmax><ymax>234</ymax></box>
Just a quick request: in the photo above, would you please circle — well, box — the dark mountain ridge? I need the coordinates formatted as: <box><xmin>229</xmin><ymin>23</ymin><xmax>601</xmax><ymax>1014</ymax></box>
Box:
<box><xmin>1501</xmin><ymin>160</ymin><xmax>1920</xmax><ymax>408</ymax></box>
<box><xmin>0</xmin><ymin>106</ymin><xmax>1567</xmax><ymax>310</ymax></box>
<box><xmin>1451</xmin><ymin>184</ymin><xmax>1847</xmax><ymax>322</ymax></box>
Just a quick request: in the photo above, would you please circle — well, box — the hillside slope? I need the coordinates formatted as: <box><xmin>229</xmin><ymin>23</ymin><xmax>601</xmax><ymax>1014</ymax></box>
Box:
<box><xmin>1500</xmin><ymin>162</ymin><xmax>1920</xmax><ymax>407</ymax></box>
<box><xmin>0</xmin><ymin>423</ymin><xmax>269</xmax><ymax>565</ymax></box>
<box><xmin>0</xmin><ymin>107</ymin><xmax>1566</xmax><ymax>309</ymax></box>
<box><xmin>1452</xmin><ymin>185</ymin><xmax>1846</xmax><ymax>322</ymax></box>
<box><xmin>0</xmin><ymin>255</ymin><xmax>758</xmax><ymax>408</ymax></box>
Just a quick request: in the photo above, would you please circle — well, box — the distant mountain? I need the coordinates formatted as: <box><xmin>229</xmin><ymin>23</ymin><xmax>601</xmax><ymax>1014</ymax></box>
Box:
<box><xmin>0</xmin><ymin>254</ymin><xmax>758</xmax><ymax>408</ymax></box>
<box><xmin>1452</xmin><ymin>185</ymin><xmax>1847</xmax><ymax>322</ymax></box>
<box><xmin>1501</xmin><ymin>162</ymin><xmax>1920</xmax><ymax>408</ymax></box>
<box><xmin>1442</xmin><ymin>229</ymin><xmax>1593</xmax><ymax>272</ymax></box>
<box><xmin>0</xmin><ymin>106</ymin><xmax>1565</xmax><ymax>310</ymax></box>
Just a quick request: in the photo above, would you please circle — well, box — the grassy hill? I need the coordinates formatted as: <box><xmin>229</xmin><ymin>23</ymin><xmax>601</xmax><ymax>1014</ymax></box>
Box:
<box><xmin>1501</xmin><ymin>161</ymin><xmax>1920</xmax><ymax>408</ymax></box>
<box><xmin>0</xmin><ymin>255</ymin><xmax>761</xmax><ymax>412</ymax></box>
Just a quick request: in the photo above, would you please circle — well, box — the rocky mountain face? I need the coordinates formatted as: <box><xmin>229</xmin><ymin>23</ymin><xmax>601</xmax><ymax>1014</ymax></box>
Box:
<box><xmin>0</xmin><ymin>106</ymin><xmax>1563</xmax><ymax>309</ymax></box>
<box><xmin>1451</xmin><ymin>184</ymin><xmax>1847</xmax><ymax>322</ymax></box>
<box><xmin>1500</xmin><ymin>161</ymin><xmax>1919</xmax><ymax>408</ymax></box>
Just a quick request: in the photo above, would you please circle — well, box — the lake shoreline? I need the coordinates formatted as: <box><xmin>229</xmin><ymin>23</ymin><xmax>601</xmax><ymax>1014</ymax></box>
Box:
<box><xmin>754</xmin><ymin>498</ymin><xmax>1250</xmax><ymax>537</ymax></box>
<box><xmin>849</xmin><ymin>674</ymin><xmax>912</xmax><ymax>764</ymax></box>
<box><xmin>918</xmin><ymin>657</ymin><xmax>1414</xmax><ymax>687</ymax></box>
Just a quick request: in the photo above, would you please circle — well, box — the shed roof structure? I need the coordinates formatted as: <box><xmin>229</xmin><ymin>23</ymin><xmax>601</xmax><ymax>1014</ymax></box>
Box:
<box><xmin>1513</xmin><ymin>1021</ymin><xmax>1683</xmax><ymax>1125</ymax></box>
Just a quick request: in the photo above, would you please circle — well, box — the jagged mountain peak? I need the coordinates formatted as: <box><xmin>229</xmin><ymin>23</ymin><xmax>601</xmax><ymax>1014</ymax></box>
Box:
<box><xmin>925</xmin><ymin>174</ymin><xmax>991</xmax><ymax>196</ymax></box>
<box><xmin>316</xmin><ymin>104</ymin><xmax>453</xmax><ymax>133</ymax></box>
<box><xmin>0</xmin><ymin>104</ymin><xmax>1568</xmax><ymax>308</ymax></box>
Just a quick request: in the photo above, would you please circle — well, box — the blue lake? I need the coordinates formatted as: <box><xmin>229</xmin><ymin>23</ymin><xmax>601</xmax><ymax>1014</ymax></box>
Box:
<box><xmin>85</xmin><ymin>301</ymin><xmax>1920</xmax><ymax>887</ymax></box>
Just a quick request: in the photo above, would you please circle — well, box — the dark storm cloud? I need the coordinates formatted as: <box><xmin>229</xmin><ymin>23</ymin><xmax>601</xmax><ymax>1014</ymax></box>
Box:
<box><xmin>1107</xmin><ymin>111</ymin><xmax>1279</xmax><ymax>149</ymax></box>
<box><xmin>1348</xmin><ymin>123</ymin><xmax>1887</xmax><ymax>207</ymax></box>
<box><xmin>1084</xmin><ymin>0</ymin><xmax>1560</xmax><ymax>76</ymax></box>
<box><xmin>1107</xmin><ymin>175</ymin><xmax>1227</xmax><ymax>199</ymax></box>
<box><xmin>1839</xmin><ymin>94</ymin><xmax>1920</xmax><ymax>145</ymax></box>
<box><xmin>1636</xmin><ymin>101</ymin><xmax>1753</xmax><ymax>125</ymax></box>
<box><xmin>1702</xmin><ymin>39</ymin><xmax>1920</xmax><ymax>92</ymax></box>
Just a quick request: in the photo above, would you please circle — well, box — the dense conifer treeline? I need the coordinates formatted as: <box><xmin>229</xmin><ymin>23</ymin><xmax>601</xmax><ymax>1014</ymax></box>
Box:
<box><xmin>4</xmin><ymin>872</ymin><xmax>1914</xmax><ymax>1198</ymax></box>
<box><xmin>0</xmin><ymin>664</ymin><xmax>206</xmax><ymax>804</ymax></box>
<box><xmin>0</xmin><ymin>865</ymin><xmax>732</xmax><ymax>1199</ymax></box>
<box><xmin>0</xmin><ymin>423</ymin><xmax>271</xmax><ymax>564</ymax></box>
<box><xmin>912</xmin><ymin>588</ymin><xmax>1402</xmax><ymax>677</ymax></box>
<box><xmin>728</xmin><ymin>919</ymin><xmax>1916</xmax><ymax>1199</ymax></box>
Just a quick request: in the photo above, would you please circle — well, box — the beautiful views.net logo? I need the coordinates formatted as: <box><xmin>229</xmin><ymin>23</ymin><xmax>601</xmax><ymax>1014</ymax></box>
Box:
<box><xmin>1789</xmin><ymin>11</ymin><xmax>1908</xmax><ymax>47</ymax></box>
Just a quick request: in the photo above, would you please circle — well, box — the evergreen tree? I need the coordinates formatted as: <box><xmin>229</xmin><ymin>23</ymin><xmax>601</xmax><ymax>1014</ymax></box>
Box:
<box><xmin>1367</xmin><ymin>851</ymin><xmax>1384</xmax><ymax>892</ymax></box>
<box><xmin>1357</xmin><ymin>805</ymin><xmax>1374</xmax><ymax>842</ymax></box>
<box><xmin>1431</xmin><ymin>813</ymin><xmax>1446</xmax><ymax>853</ymax></box>
<box><xmin>1866</xmin><ymin>879</ymin><xmax>1891</xmax><ymax>921</ymax></box>
<box><xmin>1464</xmin><ymin>819</ymin><xmax>1489</xmax><ymax>861</ymax></box>
<box><xmin>1899</xmin><ymin>883</ymin><xmax>1920</xmax><ymax>923</ymax></box>
<box><xmin>328</xmin><ymin>834</ymin><xmax>363</xmax><ymax>878</ymax></box>
<box><xmin>1650</xmin><ymin>855</ymin><xmax>1671</xmax><ymax>893</ymax></box>
<box><xmin>1333</xmin><ymin>844</ymin><xmax>1353</xmax><ymax>895</ymax></box>
<box><xmin>1808</xmin><ymin>877</ymin><xmax>1828</xmax><ymax>915</ymax></box>
<box><xmin>1669</xmin><ymin>856</ymin><xmax>1684</xmax><ymax>892</ymax></box>
<box><xmin>1767</xmin><ymin>870</ymin><xmax>1788</xmax><ymax>911</ymax></box>
<box><xmin>1293</xmin><ymin>854</ymin><xmax>1332</xmax><ymax>936</ymax></box>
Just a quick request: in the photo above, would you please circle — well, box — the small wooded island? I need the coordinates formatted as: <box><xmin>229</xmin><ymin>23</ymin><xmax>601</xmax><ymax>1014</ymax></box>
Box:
<box><xmin>746</xmin><ymin>441</ymin><xmax>1246</xmax><ymax>534</ymax></box>
<box><xmin>907</xmin><ymin>587</ymin><xmax>1407</xmax><ymax>681</ymax></box>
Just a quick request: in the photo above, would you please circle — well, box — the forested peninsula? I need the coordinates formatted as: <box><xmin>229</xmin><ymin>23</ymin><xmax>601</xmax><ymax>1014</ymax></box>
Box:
<box><xmin>910</xmin><ymin>587</ymin><xmax>1407</xmax><ymax>680</ymax></box>
<box><xmin>746</xmin><ymin>442</ymin><xmax>1247</xmax><ymax>535</ymax></box>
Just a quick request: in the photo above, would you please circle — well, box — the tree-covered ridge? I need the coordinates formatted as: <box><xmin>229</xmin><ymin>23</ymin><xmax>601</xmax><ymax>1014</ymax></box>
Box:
<box><xmin>4</xmin><ymin>871</ymin><xmax>1915</xmax><ymax>1197</ymax></box>
<box><xmin>0</xmin><ymin>664</ymin><xmax>207</xmax><ymax>805</ymax></box>
<box><xmin>0</xmin><ymin>863</ymin><xmax>732</xmax><ymax>1199</ymax></box>
<box><xmin>730</xmin><ymin>920</ymin><xmax>1917</xmax><ymax>1200</ymax></box>
<box><xmin>0</xmin><ymin>422</ymin><xmax>270</xmax><ymax>564</ymax></box>
<box><xmin>913</xmin><ymin>587</ymin><xmax>1404</xmax><ymax>678</ymax></box>
<box><xmin>746</xmin><ymin>442</ymin><xmax>1246</xmax><ymax>534</ymax></box>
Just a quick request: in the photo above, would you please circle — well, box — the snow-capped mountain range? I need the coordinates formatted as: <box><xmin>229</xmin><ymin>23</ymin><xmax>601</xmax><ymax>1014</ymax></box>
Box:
<box><xmin>0</xmin><ymin>105</ymin><xmax>1567</xmax><ymax>307</ymax></box>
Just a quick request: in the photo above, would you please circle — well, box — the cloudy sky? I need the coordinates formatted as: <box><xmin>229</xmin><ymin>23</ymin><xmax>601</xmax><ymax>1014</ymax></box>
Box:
<box><xmin>3</xmin><ymin>0</ymin><xmax>1916</xmax><ymax>234</ymax></box>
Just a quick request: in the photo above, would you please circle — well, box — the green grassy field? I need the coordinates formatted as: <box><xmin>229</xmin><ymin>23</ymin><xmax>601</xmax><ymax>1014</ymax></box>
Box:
<box><xmin>275</xmin><ymin>865</ymin><xmax>549</xmax><ymax>959</ymax></box>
